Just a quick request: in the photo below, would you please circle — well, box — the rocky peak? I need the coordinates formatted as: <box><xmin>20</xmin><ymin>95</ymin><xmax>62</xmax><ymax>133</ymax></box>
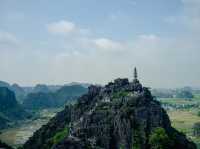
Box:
<box><xmin>88</xmin><ymin>85</ymin><xmax>102</xmax><ymax>97</ymax></box>
<box><xmin>23</xmin><ymin>72</ymin><xmax>196</xmax><ymax>149</ymax></box>
<box><xmin>0</xmin><ymin>87</ymin><xmax>17</xmax><ymax>108</ymax></box>
<box><xmin>114</xmin><ymin>78</ymin><xmax>129</xmax><ymax>86</ymax></box>
<box><xmin>104</xmin><ymin>78</ymin><xmax>143</xmax><ymax>93</ymax></box>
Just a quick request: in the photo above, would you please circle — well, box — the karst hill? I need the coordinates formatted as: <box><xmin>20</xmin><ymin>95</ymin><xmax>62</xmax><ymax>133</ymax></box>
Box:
<box><xmin>23</xmin><ymin>68</ymin><xmax>196</xmax><ymax>149</ymax></box>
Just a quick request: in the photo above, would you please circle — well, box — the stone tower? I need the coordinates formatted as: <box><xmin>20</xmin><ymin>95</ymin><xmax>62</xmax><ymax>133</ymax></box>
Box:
<box><xmin>134</xmin><ymin>67</ymin><xmax>138</xmax><ymax>81</ymax></box>
<box><xmin>132</xmin><ymin>67</ymin><xmax>143</xmax><ymax>92</ymax></box>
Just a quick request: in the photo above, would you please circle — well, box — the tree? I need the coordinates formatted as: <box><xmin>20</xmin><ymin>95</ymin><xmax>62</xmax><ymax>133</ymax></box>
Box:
<box><xmin>193</xmin><ymin>122</ymin><xmax>200</xmax><ymax>137</ymax></box>
<box><xmin>149</xmin><ymin>127</ymin><xmax>172</xmax><ymax>149</ymax></box>
<box><xmin>175</xmin><ymin>90</ymin><xmax>193</xmax><ymax>99</ymax></box>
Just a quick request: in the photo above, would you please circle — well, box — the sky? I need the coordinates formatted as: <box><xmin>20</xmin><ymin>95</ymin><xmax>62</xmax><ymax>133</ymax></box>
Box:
<box><xmin>0</xmin><ymin>0</ymin><xmax>200</xmax><ymax>88</ymax></box>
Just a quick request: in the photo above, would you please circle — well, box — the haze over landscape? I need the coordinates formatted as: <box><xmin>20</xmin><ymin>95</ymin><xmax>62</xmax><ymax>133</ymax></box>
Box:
<box><xmin>1</xmin><ymin>1</ymin><xmax>200</xmax><ymax>149</ymax></box>
<box><xmin>0</xmin><ymin>0</ymin><xmax>200</xmax><ymax>88</ymax></box>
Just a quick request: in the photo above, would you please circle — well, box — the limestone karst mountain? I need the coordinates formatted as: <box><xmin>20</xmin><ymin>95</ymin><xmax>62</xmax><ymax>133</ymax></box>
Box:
<box><xmin>0</xmin><ymin>87</ymin><xmax>30</xmax><ymax>129</ymax></box>
<box><xmin>32</xmin><ymin>84</ymin><xmax>51</xmax><ymax>93</ymax></box>
<box><xmin>23</xmin><ymin>70</ymin><xmax>196</xmax><ymax>149</ymax></box>
<box><xmin>23</xmin><ymin>85</ymin><xmax>88</xmax><ymax>109</ymax></box>
<box><xmin>11</xmin><ymin>83</ymin><xmax>26</xmax><ymax>103</ymax></box>
<box><xmin>0</xmin><ymin>81</ymin><xmax>26</xmax><ymax>103</ymax></box>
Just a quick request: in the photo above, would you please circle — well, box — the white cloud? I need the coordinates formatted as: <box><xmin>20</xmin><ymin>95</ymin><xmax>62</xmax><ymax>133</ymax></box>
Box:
<box><xmin>45</xmin><ymin>16</ymin><xmax>133</xmax><ymax>55</ymax></box>
<box><xmin>1</xmin><ymin>1</ymin><xmax>200</xmax><ymax>88</ymax></box>
<box><xmin>93</xmin><ymin>38</ymin><xmax>123</xmax><ymax>51</ymax></box>
<box><xmin>1</xmin><ymin>29</ymin><xmax>200</xmax><ymax>88</ymax></box>
<box><xmin>0</xmin><ymin>31</ymin><xmax>21</xmax><ymax>52</ymax></box>
<box><xmin>47</xmin><ymin>20</ymin><xmax>124</xmax><ymax>53</ymax></box>
<box><xmin>47</xmin><ymin>20</ymin><xmax>76</xmax><ymax>35</ymax></box>
<box><xmin>46</xmin><ymin>20</ymin><xmax>92</xmax><ymax>39</ymax></box>
<box><xmin>138</xmin><ymin>34</ymin><xmax>160</xmax><ymax>41</ymax></box>
<box><xmin>0</xmin><ymin>31</ymin><xmax>19</xmax><ymax>45</ymax></box>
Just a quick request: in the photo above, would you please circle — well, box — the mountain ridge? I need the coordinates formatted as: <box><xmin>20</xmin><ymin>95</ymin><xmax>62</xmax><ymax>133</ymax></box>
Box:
<box><xmin>23</xmin><ymin>76</ymin><xmax>196</xmax><ymax>149</ymax></box>
<box><xmin>0</xmin><ymin>87</ymin><xmax>30</xmax><ymax>129</ymax></box>
<box><xmin>23</xmin><ymin>85</ymin><xmax>88</xmax><ymax>109</ymax></box>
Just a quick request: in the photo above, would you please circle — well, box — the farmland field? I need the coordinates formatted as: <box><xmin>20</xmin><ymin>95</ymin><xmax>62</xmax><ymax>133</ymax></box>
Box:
<box><xmin>158</xmin><ymin>96</ymin><xmax>200</xmax><ymax>148</ymax></box>
<box><xmin>0</xmin><ymin>108</ymin><xmax>61</xmax><ymax>148</ymax></box>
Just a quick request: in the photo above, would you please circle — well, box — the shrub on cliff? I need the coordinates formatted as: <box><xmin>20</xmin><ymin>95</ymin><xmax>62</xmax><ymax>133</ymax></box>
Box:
<box><xmin>149</xmin><ymin>127</ymin><xmax>173</xmax><ymax>149</ymax></box>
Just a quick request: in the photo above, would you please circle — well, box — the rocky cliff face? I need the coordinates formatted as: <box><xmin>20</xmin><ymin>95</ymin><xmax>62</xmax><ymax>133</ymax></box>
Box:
<box><xmin>0</xmin><ymin>87</ymin><xmax>30</xmax><ymax>129</ymax></box>
<box><xmin>23</xmin><ymin>78</ymin><xmax>196</xmax><ymax>149</ymax></box>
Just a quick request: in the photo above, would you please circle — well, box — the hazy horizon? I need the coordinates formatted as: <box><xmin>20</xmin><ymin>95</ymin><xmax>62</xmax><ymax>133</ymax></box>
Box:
<box><xmin>1</xmin><ymin>78</ymin><xmax>200</xmax><ymax>90</ymax></box>
<box><xmin>0</xmin><ymin>0</ymin><xmax>200</xmax><ymax>88</ymax></box>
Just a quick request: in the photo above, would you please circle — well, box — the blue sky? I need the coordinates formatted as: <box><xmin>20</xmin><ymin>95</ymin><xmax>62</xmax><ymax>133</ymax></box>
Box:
<box><xmin>0</xmin><ymin>0</ymin><xmax>182</xmax><ymax>39</ymax></box>
<box><xmin>0</xmin><ymin>0</ymin><xmax>200</xmax><ymax>88</ymax></box>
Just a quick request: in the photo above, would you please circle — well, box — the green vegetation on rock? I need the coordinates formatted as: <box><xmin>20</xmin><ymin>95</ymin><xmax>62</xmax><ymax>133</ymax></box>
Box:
<box><xmin>149</xmin><ymin>127</ymin><xmax>172</xmax><ymax>149</ymax></box>
<box><xmin>131</xmin><ymin>129</ymin><xmax>141</xmax><ymax>149</ymax></box>
<box><xmin>51</xmin><ymin>127</ymin><xmax>69</xmax><ymax>145</ymax></box>
<box><xmin>23</xmin><ymin>78</ymin><xmax>196</xmax><ymax>149</ymax></box>
<box><xmin>112</xmin><ymin>91</ymin><xmax>130</xmax><ymax>99</ymax></box>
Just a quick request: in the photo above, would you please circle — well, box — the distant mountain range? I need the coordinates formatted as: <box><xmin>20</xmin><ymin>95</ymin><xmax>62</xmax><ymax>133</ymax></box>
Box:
<box><xmin>0</xmin><ymin>87</ymin><xmax>30</xmax><ymax>129</ymax></box>
<box><xmin>0</xmin><ymin>81</ymin><xmax>28</xmax><ymax>103</ymax></box>
<box><xmin>0</xmin><ymin>81</ymin><xmax>88</xmax><ymax>129</ymax></box>
<box><xmin>0</xmin><ymin>81</ymin><xmax>89</xmax><ymax>129</ymax></box>
<box><xmin>23</xmin><ymin>85</ymin><xmax>88</xmax><ymax>109</ymax></box>
<box><xmin>0</xmin><ymin>80</ymin><xmax>90</xmax><ymax>103</ymax></box>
